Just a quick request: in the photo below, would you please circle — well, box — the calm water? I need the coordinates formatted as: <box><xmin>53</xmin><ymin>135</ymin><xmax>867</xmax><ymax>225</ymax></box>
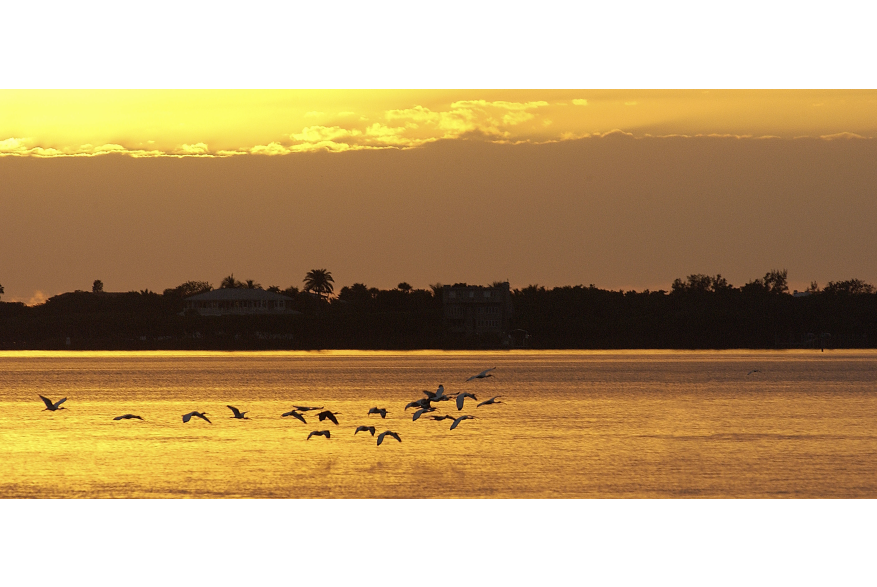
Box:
<box><xmin>1</xmin><ymin>350</ymin><xmax>875</xmax><ymax>498</ymax></box>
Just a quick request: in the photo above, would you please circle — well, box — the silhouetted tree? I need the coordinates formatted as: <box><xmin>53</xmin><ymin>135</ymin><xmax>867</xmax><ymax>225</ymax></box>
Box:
<box><xmin>0</xmin><ymin>282</ymin><xmax>4</xmax><ymax>300</ymax></box>
<box><xmin>763</xmin><ymin>269</ymin><xmax>789</xmax><ymax>294</ymax></box>
<box><xmin>163</xmin><ymin>280</ymin><xmax>213</xmax><ymax>298</ymax></box>
<box><xmin>93</xmin><ymin>280</ymin><xmax>104</xmax><ymax>293</ymax></box>
<box><xmin>267</xmin><ymin>285</ymin><xmax>281</xmax><ymax>293</ymax></box>
<box><xmin>221</xmin><ymin>274</ymin><xmax>244</xmax><ymax>289</ymax></box>
<box><xmin>397</xmin><ymin>282</ymin><xmax>412</xmax><ymax>293</ymax></box>
<box><xmin>244</xmin><ymin>279</ymin><xmax>262</xmax><ymax>289</ymax></box>
<box><xmin>304</xmin><ymin>269</ymin><xmax>334</xmax><ymax>300</ymax></box>
<box><xmin>823</xmin><ymin>279</ymin><xmax>875</xmax><ymax>295</ymax></box>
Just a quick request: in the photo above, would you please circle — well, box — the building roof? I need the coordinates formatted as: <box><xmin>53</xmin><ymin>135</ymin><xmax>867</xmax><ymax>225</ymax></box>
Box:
<box><xmin>185</xmin><ymin>288</ymin><xmax>293</xmax><ymax>302</ymax></box>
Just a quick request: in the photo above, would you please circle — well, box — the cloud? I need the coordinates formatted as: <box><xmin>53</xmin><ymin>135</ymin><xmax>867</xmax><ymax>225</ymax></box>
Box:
<box><xmin>291</xmin><ymin>125</ymin><xmax>361</xmax><ymax>142</ymax></box>
<box><xmin>249</xmin><ymin>142</ymin><xmax>291</xmax><ymax>155</ymax></box>
<box><xmin>385</xmin><ymin>105</ymin><xmax>439</xmax><ymax>123</ymax></box>
<box><xmin>572</xmin><ymin>99</ymin><xmax>588</xmax><ymax>106</ymax></box>
<box><xmin>820</xmin><ymin>132</ymin><xmax>867</xmax><ymax>140</ymax></box>
<box><xmin>175</xmin><ymin>143</ymin><xmax>210</xmax><ymax>155</ymax></box>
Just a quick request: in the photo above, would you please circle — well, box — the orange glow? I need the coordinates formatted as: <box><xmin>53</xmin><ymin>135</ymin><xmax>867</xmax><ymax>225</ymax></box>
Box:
<box><xmin>2</xmin><ymin>90</ymin><xmax>875</xmax><ymax>157</ymax></box>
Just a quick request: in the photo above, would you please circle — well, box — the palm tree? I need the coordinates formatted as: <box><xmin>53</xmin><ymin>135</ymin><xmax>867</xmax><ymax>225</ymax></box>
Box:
<box><xmin>221</xmin><ymin>274</ymin><xmax>243</xmax><ymax>289</ymax></box>
<box><xmin>303</xmin><ymin>269</ymin><xmax>334</xmax><ymax>300</ymax></box>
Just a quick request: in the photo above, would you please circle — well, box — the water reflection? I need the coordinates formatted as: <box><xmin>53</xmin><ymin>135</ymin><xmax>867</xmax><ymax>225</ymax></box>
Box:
<box><xmin>1</xmin><ymin>350</ymin><xmax>875</xmax><ymax>498</ymax></box>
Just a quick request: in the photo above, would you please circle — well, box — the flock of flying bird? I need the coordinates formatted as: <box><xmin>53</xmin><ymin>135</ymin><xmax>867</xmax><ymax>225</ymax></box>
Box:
<box><xmin>36</xmin><ymin>367</ymin><xmax>503</xmax><ymax>446</ymax></box>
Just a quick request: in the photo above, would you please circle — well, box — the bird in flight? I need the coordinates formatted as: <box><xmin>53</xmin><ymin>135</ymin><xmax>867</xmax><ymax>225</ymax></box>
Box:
<box><xmin>747</xmin><ymin>369</ymin><xmax>761</xmax><ymax>375</ymax></box>
<box><xmin>377</xmin><ymin>430</ymin><xmax>401</xmax><ymax>446</ymax></box>
<box><xmin>412</xmin><ymin>407</ymin><xmax>436</xmax><ymax>421</ymax></box>
<box><xmin>429</xmin><ymin>415</ymin><xmax>456</xmax><ymax>421</ymax></box>
<box><xmin>317</xmin><ymin>410</ymin><xmax>340</xmax><ymax>425</ymax></box>
<box><xmin>293</xmin><ymin>405</ymin><xmax>324</xmax><ymax>412</ymax></box>
<box><xmin>39</xmin><ymin>395</ymin><xmax>67</xmax><ymax>411</ymax></box>
<box><xmin>367</xmin><ymin>407</ymin><xmax>388</xmax><ymax>418</ymax></box>
<box><xmin>450</xmin><ymin>415</ymin><xmax>475</xmax><ymax>430</ymax></box>
<box><xmin>355</xmin><ymin>425</ymin><xmax>376</xmax><ymax>436</ymax></box>
<box><xmin>281</xmin><ymin>410</ymin><xmax>307</xmax><ymax>424</ymax></box>
<box><xmin>477</xmin><ymin>396</ymin><xmax>502</xmax><ymax>408</ymax></box>
<box><xmin>466</xmin><ymin>367</ymin><xmax>497</xmax><ymax>382</ymax></box>
<box><xmin>307</xmin><ymin>430</ymin><xmax>331</xmax><ymax>440</ymax></box>
<box><xmin>182</xmin><ymin>411</ymin><xmax>211</xmax><ymax>424</ymax></box>
<box><xmin>405</xmin><ymin>398</ymin><xmax>433</xmax><ymax>411</ymax></box>
<box><xmin>423</xmin><ymin>385</ymin><xmax>449</xmax><ymax>401</ymax></box>
<box><xmin>456</xmin><ymin>392</ymin><xmax>478</xmax><ymax>410</ymax></box>
<box><xmin>227</xmin><ymin>405</ymin><xmax>249</xmax><ymax>419</ymax></box>
<box><xmin>113</xmin><ymin>414</ymin><xmax>143</xmax><ymax>421</ymax></box>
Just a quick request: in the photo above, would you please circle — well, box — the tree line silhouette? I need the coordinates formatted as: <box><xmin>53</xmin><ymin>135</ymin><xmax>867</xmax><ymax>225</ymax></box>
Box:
<box><xmin>0</xmin><ymin>270</ymin><xmax>875</xmax><ymax>350</ymax></box>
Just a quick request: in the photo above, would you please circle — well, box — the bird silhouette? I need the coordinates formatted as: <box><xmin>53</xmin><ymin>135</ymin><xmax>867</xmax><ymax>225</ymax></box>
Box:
<box><xmin>476</xmin><ymin>396</ymin><xmax>502</xmax><ymax>408</ymax></box>
<box><xmin>307</xmin><ymin>430</ymin><xmax>331</xmax><ymax>440</ymax></box>
<box><xmin>466</xmin><ymin>367</ymin><xmax>496</xmax><ymax>382</ymax></box>
<box><xmin>412</xmin><ymin>407</ymin><xmax>436</xmax><ymax>421</ymax></box>
<box><xmin>227</xmin><ymin>405</ymin><xmax>249</xmax><ymax>419</ymax></box>
<box><xmin>450</xmin><ymin>415</ymin><xmax>475</xmax><ymax>430</ymax></box>
<box><xmin>405</xmin><ymin>398</ymin><xmax>433</xmax><ymax>411</ymax></box>
<box><xmin>182</xmin><ymin>411</ymin><xmax>211</xmax><ymax>424</ymax></box>
<box><xmin>113</xmin><ymin>414</ymin><xmax>143</xmax><ymax>421</ymax></box>
<box><xmin>281</xmin><ymin>410</ymin><xmax>307</xmax><ymax>424</ymax></box>
<box><xmin>39</xmin><ymin>395</ymin><xmax>67</xmax><ymax>411</ymax></box>
<box><xmin>367</xmin><ymin>407</ymin><xmax>388</xmax><ymax>418</ymax></box>
<box><xmin>456</xmin><ymin>392</ymin><xmax>478</xmax><ymax>410</ymax></box>
<box><xmin>355</xmin><ymin>425</ymin><xmax>376</xmax><ymax>436</ymax></box>
<box><xmin>294</xmin><ymin>405</ymin><xmax>324</xmax><ymax>412</ymax></box>
<box><xmin>423</xmin><ymin>385</ymin><xmax>448</xmax><ymax>401</ymax></box>
<box><xmin>429</xmin><ymin>415</ymin><xmax>456</xmax><ymax>421</ymax></box>
<box><xmin>317</xmin><ymin>410</ymin><xmax>340</xmax><ymax>425</ymax></box>
<box><xmin>377</xmin><ymin>430</ymin><xmax>401</xmax><ymax>445</ymax></box>
<box><xmin>747</xmin><ymin>369</ymin><xmax>761</xmax><ymax>375</ymax></box>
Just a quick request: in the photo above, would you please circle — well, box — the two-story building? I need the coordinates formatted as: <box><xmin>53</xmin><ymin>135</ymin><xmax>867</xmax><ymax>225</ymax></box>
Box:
<box><xmin>183</xmin><ymin>288</ymin><xmax>296</xmax><ymax>316</ymax></box>
<box><xmin>442</xmin><ymin>282</ymin><xmax>513</xmax><ymax>336</ymax></box>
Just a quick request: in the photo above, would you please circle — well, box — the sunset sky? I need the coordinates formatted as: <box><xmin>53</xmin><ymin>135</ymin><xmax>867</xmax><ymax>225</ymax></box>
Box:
<box><xmin>2</xmin><ymin>89</ymin><xmax>876</xmax><ymax>304</ymax></box>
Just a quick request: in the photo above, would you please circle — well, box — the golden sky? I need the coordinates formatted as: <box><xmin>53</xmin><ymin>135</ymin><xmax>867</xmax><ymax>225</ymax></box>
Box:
<box><xmin>2</xmin><ymin>90</ymin><xmax>876</xmax><ymax>158</ymax></box>
<box><xmin>2</xmin><ymin>90</ymin><xmax>877</xmax><ymax>303</ymax></box>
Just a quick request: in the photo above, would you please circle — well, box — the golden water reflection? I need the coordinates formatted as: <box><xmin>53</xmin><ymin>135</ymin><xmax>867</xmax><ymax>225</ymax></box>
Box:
<box><xmin>2</xmin><ymin>350</ymin><xmax>875</xmax><ymax>498</ymax></box>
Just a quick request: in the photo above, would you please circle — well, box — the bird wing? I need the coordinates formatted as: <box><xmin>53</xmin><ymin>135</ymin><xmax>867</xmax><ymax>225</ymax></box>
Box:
<box><xmin>377</xmin><ymin>431</ymin><xmax>386</xmax><ymax>445</ymax></box>
<box><xmin>450</xmin><ymin>418</ymin><xmax>461</xmax><ymax>430</ymax></box>
<box><xmin>113</xmin><ymin>415</ymin><xmax>124</xmax><ymax>420</ymax></box>
<box><xmin>390</xmin><ymin>432</ymin><xmax>401</xmax><ymax>442</ymax></box>
<box><xmin>307</xmin><ymin>431</ymin><xmax>315</xmax><ymax>440</ymax></box>
<box><xmin>456</xmin><ymin>395</ymin><xmax>465</xmax><ymax>410</ymax></box>
<box><xmin>423</xmin><ymin>390</ymin><xmax>436</xmax><ymax>399</ymax></box>
<box><xmin>355</xmin><ymin>426</ymin><xmax>367</xmax><ymax>434</ymax></box>
<box><xmin>198</xmin><ymin>413</ymin><xmax>212</xmax><ymax>423</ymax></box>
<box><xmin>182</xmin><ymin>412</ymin><xmax>193</xmax><ymax>423</ymax></box>
<box><xmin>323</xmin><ymin>430</ymin><xmax>330</xmax><ymax>439</ymax></box>
<box><xmin>38</xmin><ymin>395</ymin><xmax>55</xmax><ymax>409</ymax></box>
<box><xmin>54</xmin><ymin>397</ymin><xmax>68</xmax><ymax>408</ymax></box>
<box><xmin>227</xmin><ymin>405</ymin><xmax>241</xmax><ymax>417</ymax></box>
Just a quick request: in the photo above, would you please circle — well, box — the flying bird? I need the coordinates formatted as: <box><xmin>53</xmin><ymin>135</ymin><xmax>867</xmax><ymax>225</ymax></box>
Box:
<box><xmin>355</xmin><ymin>425</ymin><xmax>376</xmax><ymax>436</ymax></box>
<box><xmin>450</xmin><ymin>415</ymin><xmax>475</xmax><ymax>430</ymax></box>
<box><xmin>307</xmin><ymin>430</ymin><xmax>331</xmax><ymax>440</ymax></box>
<box><xmin>367</xmin><ymin>407</ymin><xmax>388</xmax><ymax>418</ymax></box>
<box><xmin>747</xmin><ymin>369</ymin><xmax>761</xmax><ymax>375</ymax></box>
<box><xmin>412</xmin><ymin>407</ymin><xmax>436</xmax><ymax>421</ymax></box>
<box><xmin>182</xmin><ymin>411</ymin><xmax>211</xmax><ymax>424</ymax></box>
<box><xmin>227</xmin><ymin>405</ymin><xmax>249</xmax><ymax>419</ymax></box>
<box><xmin>456</xmin><ymin>392</ymin><xmax>478</xmax><ymax>411</ymax></box>
<box><xmin>423</xmin><ymin>385</ymin><xmax>448</xmax><ymax>401</ymax></box>
<box><xmin>429</xmin><ymin>415</ymin><xmax>456</xmax><ymax>421</ymax></box>
<box><xmin>113</xmin><ymin>414</ymin><xmax>143</xmax><ymax>421</ymax></box>
<box><xmin>377</xmin><ymin>430</ymin><xmax>401</xmax><ymax>446</ymax></box>
<box><xmin>466</xmin><ymin>367</ymin><xmax>497</xmax><ymax>382</ymax></box>
<box><xmin>293</xmin><ymin>406</ymin><xmax>324</xmax><ymax>412</ymax></box>
<box><xmin>317</xmin><ymin>410</ymin><xmax>340</xmax><ymax>425</ymax></box>
<box><xmin>39</xmin><ymin>395</ymin><xmax>67</xmax><ymax>411</ymax></box>
<box><xmin>476</xmin><ymin>396</ymin><xmax>502</xmax><ymax>408</ymax></box>
<box><xmin>405</xmin><ymin>398</ymin><xmax>432</xmax><ymax>411</ymax></box>
<box><xmin>281</xmin><ymin>410</ymin><xmax>307</xmax><ymax>424</ymax></box>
